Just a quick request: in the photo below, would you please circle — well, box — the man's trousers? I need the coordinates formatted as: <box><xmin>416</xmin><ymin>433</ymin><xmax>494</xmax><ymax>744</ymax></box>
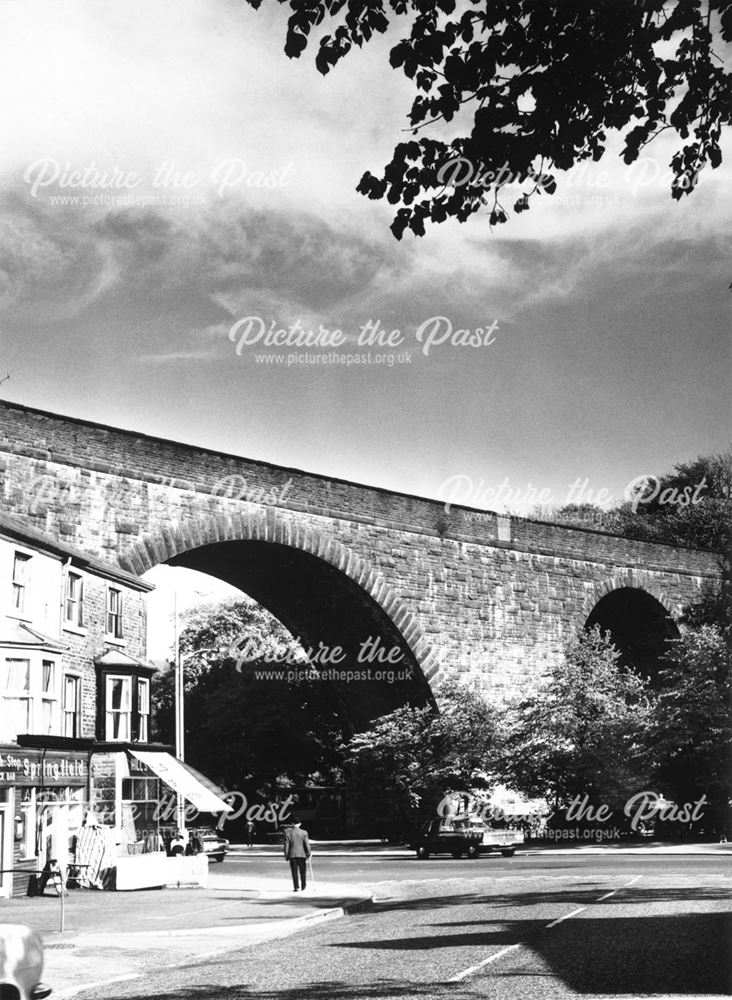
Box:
<box><xmin>289</xmin><ymin>857</ymin><xmax>307</xmax><ymax>889</ymax></box>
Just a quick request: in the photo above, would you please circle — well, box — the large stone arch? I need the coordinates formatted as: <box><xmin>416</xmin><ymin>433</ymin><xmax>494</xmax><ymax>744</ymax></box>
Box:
<box><xmin>118</xmin><ymin>506</ymin><xmax>442</xmax><ymax>691</ymax></box>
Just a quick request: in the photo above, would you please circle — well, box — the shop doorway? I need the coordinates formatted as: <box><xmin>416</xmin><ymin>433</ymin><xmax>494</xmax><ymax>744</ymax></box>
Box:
<box><xmin>0</xmin><ymin>806</ymin><xmax>6</xmax><ymax>897</ymax></box>
<box><xmin>34</xmin><ymin>788</ymin><xmax>85</xmax><ymax>871</ymax></box>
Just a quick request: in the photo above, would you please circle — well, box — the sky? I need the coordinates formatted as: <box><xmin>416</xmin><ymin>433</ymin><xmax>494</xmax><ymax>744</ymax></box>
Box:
<box><xmin>144</xmin><ymin>565</ymin><xmax>241</xmax><ymax>662</ymax></box>
<box><xmin>0</xmin><ymin>0</ymin><xmax>730</xmax><ymax>526</ymax></box>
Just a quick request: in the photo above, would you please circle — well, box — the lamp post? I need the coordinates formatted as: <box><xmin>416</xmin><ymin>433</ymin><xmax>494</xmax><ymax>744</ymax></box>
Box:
<box><xmin>170</xmin><ymin>579</ymin><xmax>216</xmax><ymax>833</ymax></box>
<box><xmin>173</xmin><ymin>589</ymin><xmax>186</xmax><ymax>832</ymax></box>
<box><xmin>173</xmin><ymin>607</ymin><xmax>213</xmax><ymax>831</ymax></box>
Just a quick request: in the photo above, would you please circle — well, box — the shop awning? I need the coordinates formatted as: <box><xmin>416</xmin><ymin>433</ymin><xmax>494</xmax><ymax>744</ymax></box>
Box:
<box><xmin>129</xmin><ymin>750</ymin><xmax>232</xmax><ymax>813</ymax></box>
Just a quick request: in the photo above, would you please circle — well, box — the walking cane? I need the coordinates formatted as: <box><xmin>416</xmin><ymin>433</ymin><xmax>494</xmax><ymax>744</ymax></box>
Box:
<box><xmin>308</xmin><ymin>855</ymin><xmax>316</xmax><ymax>890</ymax></box>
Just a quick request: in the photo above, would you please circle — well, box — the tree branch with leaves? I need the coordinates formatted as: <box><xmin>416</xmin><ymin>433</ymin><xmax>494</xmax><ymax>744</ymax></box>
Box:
<box><xmin>244</xmin><ymin>0</ymin><xmax>732</xmax><ymax>237</ymax></box>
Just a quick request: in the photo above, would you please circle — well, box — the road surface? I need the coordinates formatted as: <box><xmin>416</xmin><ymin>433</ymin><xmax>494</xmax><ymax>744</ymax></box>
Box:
<box><xmin>73</xmin><ymin>851</ymin><xmax>731</xmax><ymax>1000</ymax></box>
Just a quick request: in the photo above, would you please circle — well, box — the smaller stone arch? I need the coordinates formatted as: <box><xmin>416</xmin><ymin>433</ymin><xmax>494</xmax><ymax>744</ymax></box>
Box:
<box><xmin>577</xmin><ymin>570</ymin><xmax>680</xmax><ymax>628</ymax></box>
<box><xmin>580</xmin><ymin>575</ymin><xmax>681</xmax><ymax>684</ymax></box>
<box><xmin>118</xmin><ymin>507</ymin><xmax>442</xmax><ymax>684</ymax></box>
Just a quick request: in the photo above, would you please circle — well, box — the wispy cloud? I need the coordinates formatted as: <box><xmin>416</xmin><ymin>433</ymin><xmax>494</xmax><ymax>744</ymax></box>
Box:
<box><xmin>0</xmin><ymin>0</ymin><xmax>728</xmax><ymax>505</ymax></box>
<box><xmin>136</xmin><ymin>349</ymin><xmax>219</xmax><ymax>364</ymax></box>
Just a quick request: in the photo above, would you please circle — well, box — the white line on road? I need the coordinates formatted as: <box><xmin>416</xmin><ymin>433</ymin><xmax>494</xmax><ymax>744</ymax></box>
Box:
<box><xmin>447</xmin><ymin>944</ymin><xmax>522</xmax><ymax>982</ymax></box>
<box><xmin>595</xmin><ymin>874</ymin><xmax>642</xmax><ymax>902</ymax></box>
<box><xmin>544</xmin><ymin>906</ymin><xmax>587</xmax><ymax>928</ymax></box>
<box><xmin>544</xmin><ymin>874</ymin><xmax>642</xmax><ymax>925</ymax></box>
<box><xmin>447</xmin><ymin>873</ymin><xmax>645</xmax><ymax>981</ymax></box>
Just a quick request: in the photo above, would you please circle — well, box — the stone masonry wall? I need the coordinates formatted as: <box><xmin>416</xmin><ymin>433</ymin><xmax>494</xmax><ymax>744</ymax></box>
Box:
<box><xmin>0</xmin><ymin>401</ymin><xmax>722</xmax><ymax>699</ymax></box>
<box><xmin>90</xmin><ymin>752</ymin><xmax>118</xmax><ymax>826</ymax></box>
<box><xmin>61</xmin><ymin>575</ymin><xmax>148</xmax><ymax>738</ymax></box>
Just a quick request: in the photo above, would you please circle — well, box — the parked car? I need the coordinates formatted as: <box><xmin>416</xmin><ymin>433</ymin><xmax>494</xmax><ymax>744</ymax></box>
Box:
<box><xmin>411</xmin><ymin>816</ymin><xmax>524</xmax><ymax>859</ymax></box>
<box><xmin>0</xmin><ymin>924</ymin><xmax>52</xmax><ymax>1000</ymax></box>
<box><xmin>192</xmin><ymin>827</ymin><xmax>229</xmax><ymax>862</ymax></box>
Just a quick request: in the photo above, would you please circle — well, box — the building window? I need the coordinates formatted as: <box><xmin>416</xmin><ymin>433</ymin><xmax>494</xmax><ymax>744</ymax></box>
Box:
<box><xmin>11</xmin><ymin>553</ymin><xmax>31</xmax><ymax>613</ymax></box>
<box><xmin>64</xmin><ymin>572</ymin><xmax>84</xmax><ymax>627</ymax></box>
<box><xmin>106</xmin><ymin>588</ymin><xmax>123</xmax><ymax>638</ymax></box>
<box><xmin>1</xmin><ymin>658</ymin><xmax>63</xmax><ymax>739</ymax></box>
<box><xmin>63</xmin><ymin>674</ymin><xmax>81</xmax><ymax>738</ymax></box>
<box><xmin>105</xmin><ymin>675</ymin><xmax>131</xmax><ymax>740</ymax></box>
<box><xmin>137</xmin><ymin>678</ymin><xmax>150</xmax><ymax>743</ymax></box>
<box><xmin>41</xmin><ymin>660</ymin><xmax>57</xmax><ymax>734</ymax></box>
<box><xmin>121</xmin><ymin>776</ymin><xmax>161</xmax><ymax>842</ymax></box>
<box><xmin>2</xmin><ymin>658</ymin><xmax>31</xmax><ymax>737</ymax></box>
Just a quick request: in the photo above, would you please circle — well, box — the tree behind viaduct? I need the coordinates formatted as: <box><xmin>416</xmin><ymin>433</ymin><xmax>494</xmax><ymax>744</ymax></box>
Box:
<box><xmin>0</xmin><ymin>401</ymin><xmax>721</xmax><ymax>724</ymax></box>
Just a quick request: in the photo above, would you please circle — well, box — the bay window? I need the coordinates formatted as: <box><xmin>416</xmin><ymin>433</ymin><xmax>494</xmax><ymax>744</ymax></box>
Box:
<box><xmin>96</xmin><ymin>653</ymin><xmax>156</xmax><ymax>744</ymax></box>
<box><xmin>105</xmin><ymin>675</ymin><xmax>132</xmax><ymax>740</ymax></box>
<box><xmin>0</xmin><ymin>656</ymin><xmax>61</xmax><ymax>739</ymax></box>
<box><xmin>138</xmin><ymin>678</ymin><xmax>150</xmax><ymax>743</ymax></box>
<box><xmin>2</xmin><ymin>658</ymin><xmax>31</xmax><ymax>737</ymax></box>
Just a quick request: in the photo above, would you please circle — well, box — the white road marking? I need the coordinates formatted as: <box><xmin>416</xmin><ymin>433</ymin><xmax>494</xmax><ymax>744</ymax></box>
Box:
<box><xmin>595</xmin><ymin>874</ymin><xmax>642</xmax><ymax>902</ymax></box>
<box><xmin>447</xmin><ymin>944</ymin><xmax>522</xmax><ymax>982</ymax></box>
<box><xmin>544</xmin><ymin>905</ymin><xmax>587</xmax><ymax>928</ymax></box>
<box><xmin>447</xmin><ymin>873</ymin><xmax>645</xmax><ymax>981</ymax></box>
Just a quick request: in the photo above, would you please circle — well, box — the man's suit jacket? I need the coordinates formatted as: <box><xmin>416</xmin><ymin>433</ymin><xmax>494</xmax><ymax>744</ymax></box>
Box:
<box><xmin>283</xmin><ymin>825</ymin><xmax>311</xmax><ymax>859</ymax></box>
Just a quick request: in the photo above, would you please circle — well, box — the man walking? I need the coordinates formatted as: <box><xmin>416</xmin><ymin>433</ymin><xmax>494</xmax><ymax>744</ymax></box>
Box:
<box><xmin>283</xmin><ymin>816</ymin><xmax>311</xmax><ymax>892</ymax></box>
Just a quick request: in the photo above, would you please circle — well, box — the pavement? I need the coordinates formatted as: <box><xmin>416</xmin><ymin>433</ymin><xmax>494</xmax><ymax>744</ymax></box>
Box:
<box><xmin>1</xmin><ymin>840</ymin><xmax>729</xmax><ymax>998</ymax></box>
<box><xmin>1</xmin><ymin>869</ymin><xmax>374</xmax><ymax>999</ymax></box>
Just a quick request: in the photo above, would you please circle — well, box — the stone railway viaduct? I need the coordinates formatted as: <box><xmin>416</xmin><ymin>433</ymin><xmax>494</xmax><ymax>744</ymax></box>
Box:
<box><xmin>0</xmin><ymin>400</ymin><xmax>722</xmax><ymax>722</ymax></box>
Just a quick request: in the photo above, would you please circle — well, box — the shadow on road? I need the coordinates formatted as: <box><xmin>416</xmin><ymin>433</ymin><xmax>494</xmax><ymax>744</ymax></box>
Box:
<box><xmin>75</xmin><ymin>984</ymin><xmax>478</xmax><ymax>1000</ymax></box>
<box><xmin>333</xmin><ymin>910</ymin><xmax>731</xmax><ymax>995</ymax></box>
<box><xmin>498</xmin><ymin>911</ymin><xmax>732</xmax><ymax>995</ymax></box>
<box><xmin>366</xmin><ymin>882</ymin><xmax>732</xmax><ymax>914</ymax></box>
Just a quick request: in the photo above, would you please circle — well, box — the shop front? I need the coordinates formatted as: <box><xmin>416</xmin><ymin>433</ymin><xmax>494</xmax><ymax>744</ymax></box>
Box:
<box><xmin>0</xmin><ymin>742</ymin><xmax>231</xmax><ymax>894</ymax></box>
<box><xmin>89</xmin><ymin>746</ymin><xmax>232</xmax><ymax>890</ymax></box>
<box><xmin>90</xmin><ymin>746</ymin><xmax>231</xmax><ymax>844</ymax></box>
<box><xmin>0</xmin><ymin>745</ymin><xmax>89</xmax><ymax>898</ymax></box>
<box><xmin>126</xmin><ymin>749</ymin><xmax>232</xmax><ymax>834</ymax></box>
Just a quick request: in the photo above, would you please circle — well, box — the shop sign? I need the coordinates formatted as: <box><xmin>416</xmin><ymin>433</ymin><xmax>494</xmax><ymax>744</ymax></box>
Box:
<box><xmin>0</xmin><ymin>748</ymin><xmax>88</xmax><ymax>786</ymax></box>
<box><xmin>129</xmin><ymin>756</ymin><xmax>153</xmax><ymax>776</ymax></box>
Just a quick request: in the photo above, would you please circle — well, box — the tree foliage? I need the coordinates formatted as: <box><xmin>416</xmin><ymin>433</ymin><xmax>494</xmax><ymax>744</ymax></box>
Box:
<box><xmin>650</xmin><ymin>607</ymin><xmax>731</xmax><ymax>827</ymax></box>
<box><xmin>152</xmin><ymin>599</ymin><xmax>346</xmax><ymax>795</ymax></box>
<box><xmin>548</xmin><ymin>449</ymin><xmax>732</xmax><ymax>552</ymax></box>
<box><xmin>504</xmin><ymin>625</ymin><xmax>654</xmax><ymax>809</ymax></box>
<box><xmin>609</xmin><ymin>449</ymin><xmax>732</xmax><ymax>551</ymax></box>
<box><xmin>343</xmin><ymin>679</ymin><xmax>506</xmax><ymax>815</ymax></box>
<box><xmin>245</xmin><ymin>0</ymin><xmax>732</xmax><ymax>237</ymax></box>
<box><xmin>679</xmin><ymin>580</ymin><xmax>731</xmax><ymax>634</ymax></box>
